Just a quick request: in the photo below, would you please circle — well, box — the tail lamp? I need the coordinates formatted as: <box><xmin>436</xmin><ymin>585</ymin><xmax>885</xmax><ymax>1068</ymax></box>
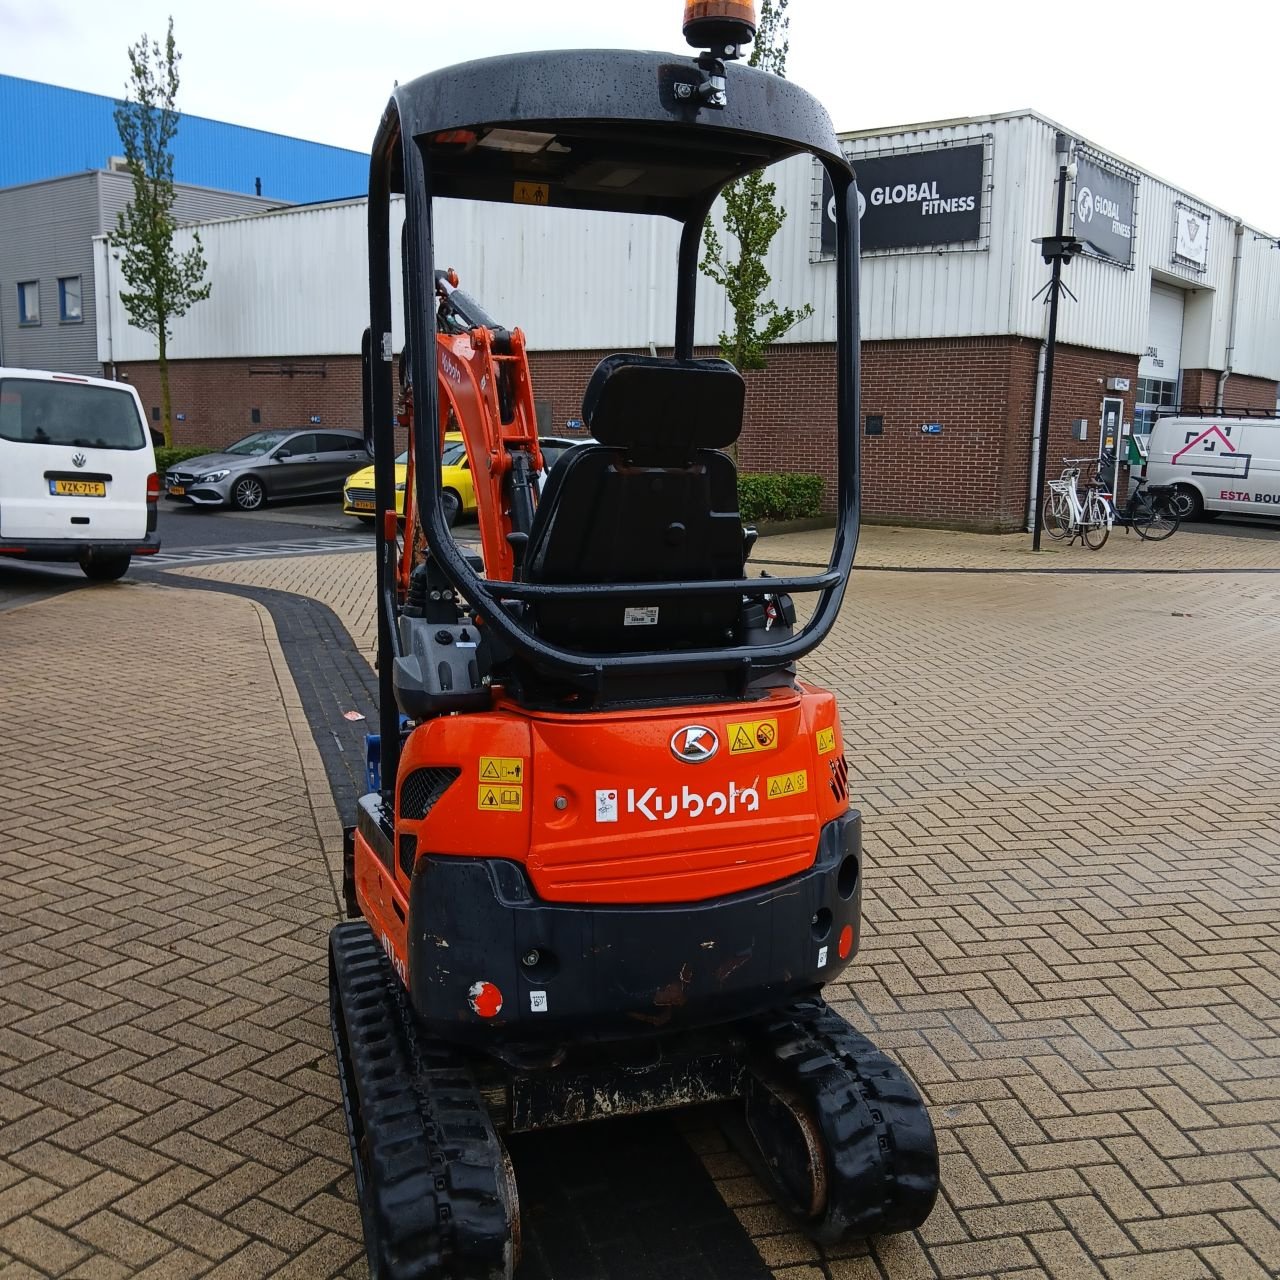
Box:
<box><xmin>683</xmin><ymin>0</ymin><xmax>757</xmax><ymax>50</ymax></box>
<box><xmin>146</xmin><ymin>472</ymin><xmax>159</xmax><ymax>533</ymax></box>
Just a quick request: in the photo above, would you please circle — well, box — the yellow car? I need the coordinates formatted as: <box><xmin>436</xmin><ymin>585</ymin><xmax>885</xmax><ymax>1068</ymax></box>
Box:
<box><xmin>342</xmin><ymin>433</ymin><xmax>476</xmax><ymax>526</ymax></box>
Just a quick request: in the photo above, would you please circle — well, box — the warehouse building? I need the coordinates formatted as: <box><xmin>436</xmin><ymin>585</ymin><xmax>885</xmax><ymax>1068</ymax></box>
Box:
<box><xmin>0</xmin><ymin>74</ymin><xmax>366</xmax><ymax>377</ymax></box>
<box><xmin>94</xmin><ymin>109</ymin><xmax>1280</xmax><ymax>530</ymax></box>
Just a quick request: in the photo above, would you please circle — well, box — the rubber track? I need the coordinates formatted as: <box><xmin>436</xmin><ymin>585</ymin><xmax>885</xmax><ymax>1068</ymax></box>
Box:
<box><xmin>750</xmin><ymin>998</ymin><xmax>939</xmax><ymax>1242</ymax></box>
<box><xmin>330</xmin><ymin>922</ymin><xmax>516</xmax><ymax>1280</ymax></box>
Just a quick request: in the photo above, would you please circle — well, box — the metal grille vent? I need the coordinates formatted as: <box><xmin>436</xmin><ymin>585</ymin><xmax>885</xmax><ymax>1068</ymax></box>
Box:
<box><xmin>400</xmin><ymin>767</ymin><xmax>461</xmax><ymax>820</ymax></box>
<box><xmin>398</xmin><ymin>833</ymin><xmax>418</xmax><ymax>880</ymax></box>
<box><xmin>829</xmin><ymin>755</ymin><xmax>850</xmax><ymax>802</ymax></box>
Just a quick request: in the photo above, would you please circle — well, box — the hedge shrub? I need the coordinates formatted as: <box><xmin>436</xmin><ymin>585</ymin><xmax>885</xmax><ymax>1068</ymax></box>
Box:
<box><xmin>738</xmin><ymin>472</ymin><xmax>823</xmax><ymax>523</ymax></box>
<box><xmin>153</xmin><ymin>445</ymin><xmax>215</xmax><ymax>475</ymax></box>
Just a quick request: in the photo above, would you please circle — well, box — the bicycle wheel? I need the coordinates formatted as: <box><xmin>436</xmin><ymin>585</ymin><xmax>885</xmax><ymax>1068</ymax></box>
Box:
<box><xmin>1043</xmin><ymin>490</ymin><xmax>1071</xmax><ymax>540</ymax></box>
<box><xmin>1082</xmin><ymin>494</ymin><xmax>1110</xmax><ymax>550</ymax></box>
<box><xmin>1131</xmin><ymin>491</ymin><xmax>1179</xmax><ymax>542</ymax></box>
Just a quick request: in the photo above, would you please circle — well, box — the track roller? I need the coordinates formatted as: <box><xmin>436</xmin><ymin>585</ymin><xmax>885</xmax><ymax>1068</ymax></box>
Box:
<box><xmin>744</xmin><ymin>998</ymin><xmax>939</xmax><ymax>1242</ymax></box>
<box><xmin>329</xmin><ymin>922</ymin><xmax>519</xmax><ymax>1280</ymax></box>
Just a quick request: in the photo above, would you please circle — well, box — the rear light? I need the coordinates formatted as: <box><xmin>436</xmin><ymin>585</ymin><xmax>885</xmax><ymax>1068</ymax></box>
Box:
<box><xmin>146</xmin><ymin>473</ymin><xmax>160</xmax><ymax>502</ymax></box>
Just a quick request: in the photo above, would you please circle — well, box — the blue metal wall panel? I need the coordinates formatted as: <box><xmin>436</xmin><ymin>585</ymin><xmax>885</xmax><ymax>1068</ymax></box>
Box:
<box><xmin>0</xmin><ymin>74</ymin><xmax>367</xmax><ymax>204</ymax></box>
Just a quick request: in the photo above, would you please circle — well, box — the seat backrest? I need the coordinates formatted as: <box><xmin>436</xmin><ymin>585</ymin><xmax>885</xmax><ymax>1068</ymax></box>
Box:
<box><xmin>523</xmin><ymin>355</ymin><xmax>747</xmax><ymax>652</ymax></box>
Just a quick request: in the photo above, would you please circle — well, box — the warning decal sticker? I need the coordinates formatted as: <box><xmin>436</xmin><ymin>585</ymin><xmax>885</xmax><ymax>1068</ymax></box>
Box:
<box><xmin>479</xmin><ymin>756</ymin><xmax>525</xmax><ymax>783</ymax></box>
<box><xmin>765</xmin><ymin>770</ymin><xmax>808</xmax><ymax>800</ymax></box>
<box><xmin>477</xmin><ymin>785</ymin><xmax>524</xmax><ymax>812</ymax></box>
<box><xmin>815</xmin><ymin>727</ymin><xmax>836</xmax><ymax>755</ymax></box>
<box><xmin>727</xmin><ymin>718</ymin><xmax>779</xmax><ymax>755</ymax></box>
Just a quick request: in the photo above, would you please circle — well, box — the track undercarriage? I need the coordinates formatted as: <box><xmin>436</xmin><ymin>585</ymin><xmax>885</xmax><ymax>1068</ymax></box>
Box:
<box><xmin>330</xmin><ymin>921</ymin><xmax>938</xmax><ymax>1279</ymax></box>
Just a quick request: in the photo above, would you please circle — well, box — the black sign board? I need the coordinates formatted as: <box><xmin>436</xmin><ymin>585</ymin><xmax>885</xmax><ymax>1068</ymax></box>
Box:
<box><xmin>820</xmin><ymin>144</ymin><xmax>984</xmax><ymax>255</ymax></box>
<box><xmin>1071</xmin><ymin>155</ymin><xmax>1136</xmax><ymax>266</ymax></box>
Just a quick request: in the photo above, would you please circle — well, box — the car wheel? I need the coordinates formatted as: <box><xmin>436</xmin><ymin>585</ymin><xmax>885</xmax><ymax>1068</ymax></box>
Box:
<box><xmin>441</xmin><ymin>489</ymin><xmax>461</xmax><ymax>528</ymax></box>
<box><xmin>1170</xmin><ymin>485</ymin><xmax>1204</xmax><ymax>521</ymax></box>
<box><xmin>80</xmin><ymin>551</ymin><xmax>131</xmax><ymax>582</ymax></box>
<box><xmin>232</xmin><ymin>476</ymin><xmax>266</xmax><ymax>511</ymax></box>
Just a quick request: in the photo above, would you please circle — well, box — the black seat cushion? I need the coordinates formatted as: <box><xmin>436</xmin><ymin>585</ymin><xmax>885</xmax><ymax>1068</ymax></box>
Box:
<box><xmin>583</xmin><ymin>354</ymin><xmax>744</xmax><ymax>461</ymax></box>
<box><xmin>521</xmin><ymin>354</ymin><xmax>747</xmax><ymax>653</ymax></box>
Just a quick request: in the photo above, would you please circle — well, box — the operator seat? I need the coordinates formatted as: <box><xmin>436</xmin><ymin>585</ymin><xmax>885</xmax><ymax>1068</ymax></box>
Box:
<box><xmin>523</xmin><ymin>354</ymin><xmax>746</xmax><ymax>651</ymax></box>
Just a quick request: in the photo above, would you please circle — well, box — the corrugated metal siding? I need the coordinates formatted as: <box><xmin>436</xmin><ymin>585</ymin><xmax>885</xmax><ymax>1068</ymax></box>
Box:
<box><xmin>1231</xmin><ymin>234</ymin><xmax>1280</xmax><ymax>380</ymax></box>
<box><xmin>0</xmin><ymin>74</ymin><xmax>366</xmax><ymax>204</ymax></box>
<box><xmin>94</xmin><ymin>110</ymin><xmax>1280</xmax><ymax>382</ymax></box>
<box><xmin>98</xmin><ymin>200</ymin><xmax>405</xmax><ymax>362</ymax></box>
<box><xmin>96</xmin><ymin>170</ymin><xmax>279</xmax><ymax>231</ymax></box>
<box><xmin>0</xmin><ymin>173</ymin><xmax>101</xmax><ymax>374</ymax></box>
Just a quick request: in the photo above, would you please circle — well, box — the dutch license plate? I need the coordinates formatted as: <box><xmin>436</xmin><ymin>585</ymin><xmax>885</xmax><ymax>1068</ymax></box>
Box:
<box><xmin>168</xmin><ymin>485</ymin><xmax>186</xmax><ymax>496</ymax></box>
<box><xmin>50</xmin><ymin>479</ymin><xmax>106</xmax><ymax>497</ymax></box>
<box><xmin>352</xmin><ymin>500</ymin><xmax>375</xmax><ymax>511</ymax></box>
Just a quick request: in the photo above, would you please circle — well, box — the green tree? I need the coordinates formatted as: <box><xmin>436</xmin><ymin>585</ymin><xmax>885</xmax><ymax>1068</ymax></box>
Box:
<box><xmin>699</xmin><ymin>0</ymin><xmax>813</xmax><ymax>371</ymax></box>
<box><xmin>110</xmin><ymin>17</ymin><xmax>210</xmax><ymax>446</ymax></box>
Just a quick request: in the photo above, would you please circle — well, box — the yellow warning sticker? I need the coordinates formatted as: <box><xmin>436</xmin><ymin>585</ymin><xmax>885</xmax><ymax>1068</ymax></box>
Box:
<box><xmin>514</xmin><ymin>181</ymin><xmax>550</xmax><ymax>206</ymax></box>
<box><xmin>816</xmin><ymin>727</ymin><xmax>837</xmax><ymax>755</ymax></box>
<box><xmin>479</xmin><ymin>756</ymin><xmax>526</xmax><ymax>784</ymax></box>
<box><xmin>766</xmin><ymin>770</ymin><xmax>808</xmax><ymax>800</ymax></box>
<box><xmin>477</xmin><ymin>785</ymin><xmax>523</xmax><ymax>812</ymax></box>
<box><xmin>727</xmin><ymin>717</ymin><xmax>779</xmax><ymax>755</ymax></box>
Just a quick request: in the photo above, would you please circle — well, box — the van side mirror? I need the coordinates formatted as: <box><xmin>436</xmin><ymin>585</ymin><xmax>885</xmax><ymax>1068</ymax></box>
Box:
<box><xmin>149</xmin><ymin>426</ymin><xmax>165</xmax><ymax>447</ymax></box>
<box><xmin>275</xmin><ymin>449</ymin><xmax>292</xmax><ymax>460</ymax></box>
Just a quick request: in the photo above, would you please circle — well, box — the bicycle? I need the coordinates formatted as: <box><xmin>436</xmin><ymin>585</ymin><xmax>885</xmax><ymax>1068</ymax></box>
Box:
<box><xmin>1043</xmin><ymin>458</ymin><xmax>1112</xmax><ymax>549</ymax></box>
<box><xmin>1094</xmin><ymin>449</ymin><xmax>1181</xmax><ymax>542</ymax></box>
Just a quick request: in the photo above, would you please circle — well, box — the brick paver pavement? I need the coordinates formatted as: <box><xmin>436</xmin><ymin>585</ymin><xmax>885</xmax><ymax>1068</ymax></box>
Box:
<box><xmin>0</xmin><ymin>585</ymin><xmax>363</xmax><ymax>1278</ymax></box>
<box><xmin>6</xmin><ymin>523</ymin><xmax>1280</xmax><ymax>1278</ymax></box>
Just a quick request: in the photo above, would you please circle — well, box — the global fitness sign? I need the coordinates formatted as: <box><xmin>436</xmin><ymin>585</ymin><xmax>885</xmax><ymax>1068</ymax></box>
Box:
<box><xmin>1072</xmin><ymin>155</ymin><xmax>1136</xmax><ymax>266</ymax></box>
<box><xmin>820</xmin><ymin>143</ymin><xmax>984</xmax><ymax>255</ymax></box>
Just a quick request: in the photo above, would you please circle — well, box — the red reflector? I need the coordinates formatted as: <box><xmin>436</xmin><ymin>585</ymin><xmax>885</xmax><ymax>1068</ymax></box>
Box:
<box><xmin>146</xmin><ymin>472</ymin><xmax>160</xmax><ymax>502</ymax></box>
<box><xmin>467</xmin><ymin>981</ymin><xmax>503</xmax><ymax>1019</ymax></box>
<box><xmin>837</xmin><ymin>925</ymin><xmax>854</xmax><ymax>959</ymax></box>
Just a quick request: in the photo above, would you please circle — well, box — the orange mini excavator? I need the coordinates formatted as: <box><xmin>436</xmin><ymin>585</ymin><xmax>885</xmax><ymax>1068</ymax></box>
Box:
<box><xmin>331</xmin><ymin>6</ymin><xmax>939</xmax><ymax>1277</ymax></box>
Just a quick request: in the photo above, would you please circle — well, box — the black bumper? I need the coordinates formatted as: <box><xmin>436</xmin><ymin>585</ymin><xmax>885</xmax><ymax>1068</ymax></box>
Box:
<box><xmin>0</xmin><ymin>533</ymin><xmax>160</xmax><ymax>562</ymax></box>
<box><xmin>406</xmin><ymin>810</ymin><xmax>863</xmax><ymax>1042</ymax></box>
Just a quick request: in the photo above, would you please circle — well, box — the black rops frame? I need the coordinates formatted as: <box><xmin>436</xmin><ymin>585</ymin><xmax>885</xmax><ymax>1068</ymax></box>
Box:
<box><xmin>365</xmin><ymin>48</ymin><xmax>862</xmax><ymax>799</ymax></box>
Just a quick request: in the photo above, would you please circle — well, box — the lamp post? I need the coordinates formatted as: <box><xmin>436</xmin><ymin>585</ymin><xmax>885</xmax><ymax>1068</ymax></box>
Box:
<box><xmin>1031</xmin><ymin>134</ymin><xmax>1083</xmax><ymax>551</ymax></box>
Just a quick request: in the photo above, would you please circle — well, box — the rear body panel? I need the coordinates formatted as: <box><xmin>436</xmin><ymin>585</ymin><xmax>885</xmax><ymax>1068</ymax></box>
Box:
<box><xmin>349</xmin><ymin>682</ymin><xmax>856</xmax><ymax>1038</ymax></box>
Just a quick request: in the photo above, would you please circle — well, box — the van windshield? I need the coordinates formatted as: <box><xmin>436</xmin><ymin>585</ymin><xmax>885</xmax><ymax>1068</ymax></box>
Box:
<box><xmin>0</xmin><ymin>378</ymin><xmax>146</xmax><ymax>449</ymax></box>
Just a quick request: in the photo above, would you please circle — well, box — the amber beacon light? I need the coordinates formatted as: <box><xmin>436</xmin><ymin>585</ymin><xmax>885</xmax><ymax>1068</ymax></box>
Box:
<box><xmin>683</xmin><ymin>0</ymin><xmax>757</xmax><ymax>53</ymax></box>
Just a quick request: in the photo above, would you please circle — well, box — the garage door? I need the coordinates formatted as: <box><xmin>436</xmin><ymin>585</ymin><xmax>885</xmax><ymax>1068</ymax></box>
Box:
<box><xmin>1140</xmin><ymin>283</ymin><xmax>1184</xmax><ymax>380</ymax></box>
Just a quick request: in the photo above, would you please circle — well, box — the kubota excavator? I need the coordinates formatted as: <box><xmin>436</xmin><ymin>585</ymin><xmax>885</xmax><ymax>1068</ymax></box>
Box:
<box><xmin>332</xmin><ymin>5</ymin><xmax>940</xmax><ymax>1276</ymax></box>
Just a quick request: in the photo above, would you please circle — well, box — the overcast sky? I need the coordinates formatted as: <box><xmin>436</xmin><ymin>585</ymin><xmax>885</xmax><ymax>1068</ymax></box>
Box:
<box><xmin>2</xmin><ymin>0</ymin><xmax>1276</xmax><ymax>230</ymax></box>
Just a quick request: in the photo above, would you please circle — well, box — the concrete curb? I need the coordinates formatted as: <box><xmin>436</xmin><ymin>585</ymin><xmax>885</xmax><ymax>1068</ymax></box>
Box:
<box><xmin>247</xmin><ymin>595</ymin><xmax>349</xmax><ymax>911</ymax></box>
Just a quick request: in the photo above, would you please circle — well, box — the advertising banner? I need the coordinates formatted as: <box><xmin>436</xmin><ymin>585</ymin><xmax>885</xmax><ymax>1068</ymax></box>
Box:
<box><xmin>1072</xmin><ymin>155</ymin><xmax>1136</xmax><ymax>265</ymax></box>
<box><xmin>820</xmin><ymin>143</ymin><xmax>984</xmax><ymax>255</ymax></box>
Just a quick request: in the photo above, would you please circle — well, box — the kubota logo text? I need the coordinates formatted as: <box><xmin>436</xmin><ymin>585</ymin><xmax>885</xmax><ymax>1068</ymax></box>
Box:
<box><xmin>597</xmin><ymin>781</ymin><xmax>760</xmax><ymax>823</ymax></box>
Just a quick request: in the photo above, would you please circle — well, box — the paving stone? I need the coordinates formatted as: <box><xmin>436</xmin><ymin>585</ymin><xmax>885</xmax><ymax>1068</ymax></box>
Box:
<box><xmin>9</xmin><ymin>532</ymin><xmax>1280</xmax><ymax>1280</ymax></box>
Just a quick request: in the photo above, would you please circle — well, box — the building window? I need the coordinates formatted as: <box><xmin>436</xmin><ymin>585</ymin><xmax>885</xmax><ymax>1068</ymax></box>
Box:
<box><xmin>17</xmin><ymin>281</ymin><xmax>40</xmax><ymax>326</ymax></box>
<box><xmin>1133</xmin><ymin>375</ymin><xmax>1178</xmax><ymax>436</ymax></box>
<box><xmin>58</xmin><ymin>276</ymin><xmax>82</xmax><ymax>323</ymax></box>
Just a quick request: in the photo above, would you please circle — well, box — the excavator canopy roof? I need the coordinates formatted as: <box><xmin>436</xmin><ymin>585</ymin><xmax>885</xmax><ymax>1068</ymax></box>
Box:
<box><xmin>379</xmin><ymin>48</ymin><xmax>849</xmax><ymax>219</ymax></box>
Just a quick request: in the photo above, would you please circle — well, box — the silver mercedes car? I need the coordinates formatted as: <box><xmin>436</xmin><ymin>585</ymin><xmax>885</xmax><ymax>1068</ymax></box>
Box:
<box><xmin>164</xmin><ymin>427</ymin><xmax>367</xmax><ymax>511</ymax></box>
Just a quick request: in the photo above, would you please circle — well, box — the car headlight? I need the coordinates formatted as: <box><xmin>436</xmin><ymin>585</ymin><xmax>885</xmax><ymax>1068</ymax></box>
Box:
<box><xmin>199</xmin><ymin>470</ymin><xmax>230</xmax><ymax>483</ymax></box>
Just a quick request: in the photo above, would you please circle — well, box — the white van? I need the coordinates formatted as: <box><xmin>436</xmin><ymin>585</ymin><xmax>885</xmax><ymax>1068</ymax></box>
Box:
<box><xmin>1143</xmin><ymin>415</ymin><xmax>1280</xmax><ymax>521</ymax></box>
<box><xmin>0</xmin><ymin>367</ymin><xmax>160</xmax><ymax>580</ymax></box>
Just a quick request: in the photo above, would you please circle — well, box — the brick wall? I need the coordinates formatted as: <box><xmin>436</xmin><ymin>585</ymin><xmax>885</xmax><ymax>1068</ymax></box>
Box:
<box><xmin>1180</xmin><ymin>369</ymin><xmax>1278</xmax><ymax>414</ymax></box>
<box><xmin>115</xmin><ymin>339</ymin><xmax>1149</xmax><ymax>531</ymax></box>
<box><xmin>116</xmin><ymin>356</ymin><xmax>366</xmax><ymax>450</ymax></box>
